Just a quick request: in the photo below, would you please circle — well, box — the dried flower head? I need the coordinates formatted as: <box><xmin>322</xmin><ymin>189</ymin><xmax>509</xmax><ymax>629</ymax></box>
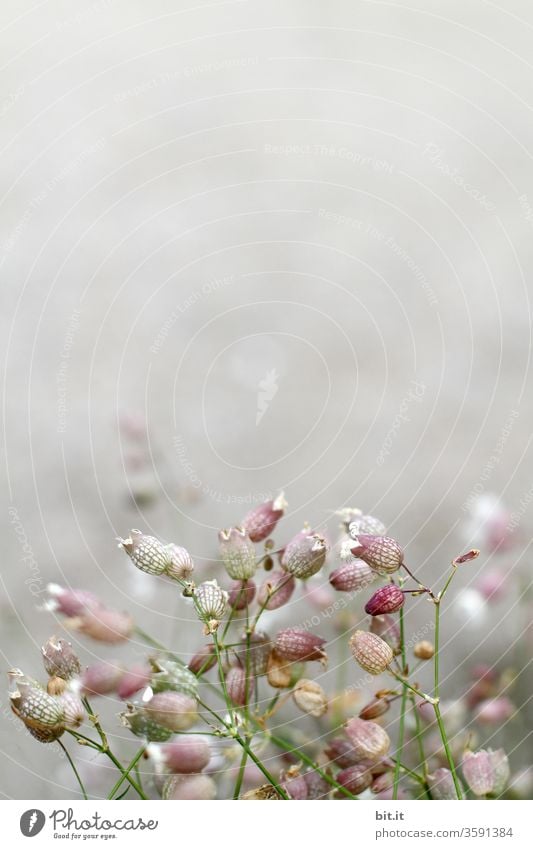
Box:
<box><xmin>365</xmin><ymin>585</ymin><xmax>405</xmax><ymax>616</ymax></box>
<box><xmin>66</xmin><ymin>608</ymin><xmax>133</xmax><ymax>644</ymax></box>
<box><xmin>292</xmin><ymin>679</ymin><xmax>328</xmax><ymax>717</ymax></box>
<box><xmin>351</xmin><ymin>535</ymin><xmax>403</xmax><ymax>575</ymax></box>
<box><xmin>282</xmin><ymin>530</ymin><xmax>328</xmax><ymax>579</ymax></box>
<box><xmin>344</xmin><ymin>718</ymin><xmax>391</xmax><ymax>761</ymax></box>
<box><xmin>241</xmin><ymin>492</ymin><xmax>287</xmax><ymax>542</ymax></box>
<box><xmin>225</xmin><ymin>665</ymin><xmax>252</xmax><ymax>707</ymax></box>
<box><xmin>41</xmin><ymin>637</ymin><xmax>81</xmax><ymax>680</ymax></box>
<box><xmin>45</xmin><ymin>584</ymin><xmax>101</xmax><ymax>617</ymax></box>
<box><xmin>349</xmin><ymin>630</ymin><xmax>393</xmax><ymax>675</ymax></box>
<box><xmin>336</xmin><ymin>764</ymin><xmax>373</xmax><ymax>795</ymax></box>
<box><xmin>187</xmin><ymin>645</ymin><xmax>217</xmax><ymax>676</ymax></box>
<box><xmin>81</xmin><ymin>661</ymin><xmax>123</xmax><ymax>696</ymax></box>
<box><xmin>9</xmin><ymin>670</ymin><xmax>65</xmax><ymax>743</ymax></box>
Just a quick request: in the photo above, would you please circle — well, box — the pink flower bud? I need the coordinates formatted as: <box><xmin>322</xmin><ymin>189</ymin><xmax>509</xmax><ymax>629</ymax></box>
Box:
<box><xmin>282</xmin><ymin>531</ymin><xmax>328</xmax><ymax>579</ymax></box>
<box><xmin>120</xmin><ymin>705</ymin><xmax>173</xmax><ymax>742</ymax></box>
<box><xmin>365</xmin><ymin>585</ymin><xmax>405</xmax><ymax>616</ymax></box>
<box><xmin>462</xmin><ymin>750</ymin><xmax>495</xmax><ymax>796</ymax></box>
<box><xmin>116</xmin><ymin>664</ymin><xmax>151</xmax><ymax>700</ymax></box>
<box><xmin>117</xmin><ymin>529</ymin><xmax>171</xmax><ymax>576</ymax></box>
<box><xmin>164</xmin><ymin>544</ymin><xmax>194</xmax><ymax>581</ymax></box>
<box><xmin>344</xmin><ymin>718</ymin><xmax>391</xmax><ymax>761</ymax></box>
<box><xmin>194</xmin><ymin>580</ymin><xmax>228</xmax><ymax>631</ymax></box>
<box><xmin>275</xmin><ymin>628</ymin><xmax>327</xmax><ymax>662</ymax></box>
<box><xmin>351</xmin><ymin>535</ymin><xmax>403</xmax><ymax>575</ymax></box>
<box><xmin>428</xmin><ymin>768</ymin><xmax>462</xmax><ymax>799</ymax></box>
<box><xmin>349</xmin><ymin>515</ymin><xmax>387</xmax><ymax>538</ymax></box>
<box><xmin>58</xmin><ymin>692</ymin><xmax>85</xmax><ymax>728</ymax></box>
<box><xmin>454</xmin><ymin>548</ymin><xmax>480</xmax><ymax>565</ymax></box>
<box><xmin>81</xmin><ymin>661</ymin><xmax>123</xmax><ymax>696</ymax></box>
<box><xmin>371</xmin><ymin>772</ymin><xmax>393</xmax><ymax>794</ymax></box>
<box><xmin>41</xmin><ymin>637</ymin><xmax>81</xmax><ymax>680</ymax></box>
<box><xmin>329</xmin><ymin>560</ymin><xmax>375</xmax><ymax>592</ymax></box>
<box><xmin>324</xmin><ymin>737</ymin><xmax>360</xmax><ymax>768</ymax></box>
<box><xmin>281</xmin><ymin>771</ymin><xmax>308</xmax><ymax>800</ymax></box>
<box><xmin>218</xmin><ymin>527</ymin><xmax>256</xmax><ymax>580</ymax></box>
<box><xmin>45</xmin><ymin>584</ymin><xmax>101</xmax><ymax>617</ymax></box>
<box><xmin>151</xmin><ymin>737</ymin><xmax>211</xmax><ymax>774</ymax></box>
<box><xmin>9</xmin><ymin>670</ymin><xmax>65</xmax><ymax>742</ymax></box>
<box><xmin>257</xmin><ymin>570</ymin><xmax>295</xmax><ymax>610</ymax></box>
<box><xmin>242</xmin><ymin>493</ymin><xmax>287</xmax><ymax>542</ymax></box>
<box><xmin>145</xmin><ymin>691</ymin><xmax>198</xmax><ymax>731</ymax></box>
<box><xmin>359</xmin><ymin>698</ymin><xmax>390</xmax><ymax>720</ymax></box>
<box><xmin>226</xmin><ymin>665</ymin><xmax>252</xmax><ymax>706</ymax></box>
<box><xmin>475</xmin><ymin>697</ymin><xmax>515</xmax><ymax>725</ymax></box>
<box><xmin>292</xmin><ymin>679</ymin><xmax>328</xmax><ymax>717</ymax></box>
<box><xmin>304</xmin><ymin>770</ymin><xmax>330</xmax><ymax>799</ymax></box>
<box><xmin>187</xmin><ymin>645</ymin><xmax>217</xmax><ymax>675</ymax></box>
<box><xmin>336</xmin><ymin>764</ymin><xmax>373</xmax><ymax>795</ymax></box>
<box><xmin>475</xmin><ymin>569</ymin><xmax>507</xmax><ymax>602</ymax></box>
<box><xmin>162</xmin><ymin>773</ymin><xmax>216</xmax><ymax>800</ymax></box>
<box><xmin>68</xmin><ymin>608</ymin><xmax>133</xmax><ymax>644</ymax></box>
<box><xmin>350</xmin><ymin>630</ymin><xmax>393</xmax><ymax>675</ymax></box>
<box><xmin>228</xmin><ymin>579</ymin><xmax>256</xmax><ymax>610</ymax></box>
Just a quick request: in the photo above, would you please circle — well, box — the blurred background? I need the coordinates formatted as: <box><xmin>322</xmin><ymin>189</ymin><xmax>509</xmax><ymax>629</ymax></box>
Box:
<box><xmin>1</xmin><ymin>0</ymin><xmax>532</xmax><ymax>798</ymax></box>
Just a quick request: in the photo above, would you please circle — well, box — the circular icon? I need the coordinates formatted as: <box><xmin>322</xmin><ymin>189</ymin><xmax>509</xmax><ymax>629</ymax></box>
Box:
<box><xmin>20</xmin><ymin>810</ymin><xmax>46</xmax><ymax>837</ymax></box>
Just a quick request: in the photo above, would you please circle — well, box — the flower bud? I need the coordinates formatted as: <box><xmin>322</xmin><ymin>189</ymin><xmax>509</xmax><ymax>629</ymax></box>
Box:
<box><xmin>194</xmin><ymin>580</ymin><xmax>228</xmax><ymax>632</ymax></box>
<box><xmin>351</xmin><ymin>535</ymin><xmax>403</xmax><ymax>575</ymax></box>
<box><xmin>9</xmin><ymin>670</ymin><xmax>65</xmax><ymax>742</ymax></box>
<box><xmin>116</xmin><ymin>664</ymin><xmax>151</xmax><ymax>700</ymax></box>
<box><xmin>81</xmin><ymin>662</ymin><xmax>123</xmax><ymax>696</ymax></box>
<box><xmin>329</xmin><ymin>560</ymin><xmax>374</xmax><ymax>592</ymax></box>
<box><xmin>225</xmin><ymin>665</ymin><xmax>252</xmax><ymax>707</ymax></box>
<box><xmin>41</xmin><ymin>637</ymin><xmax>81</xmax><ymax>680</ymax></box>
<box><xmin>454</xmin><ymin>548</ymin><xmax>480</xmax><ymax>564</ymax></box>
<box><xmin>349</xmin><ymin>515</ymin><xmax>387</xmax><ymax>538</ymax></box>
<box><xmin>164</xmin><ymin>544</ymin><xmax>194</xmax><ymax>581</ymax></box>
<box><xmin>117</xmin><ymin>529</ymin><xmax>171</xmax><ymax>576</ymax></box>
<box><xmin>149</xmin><ymin>659</ymin><xmax>198</xmax><ymax>698</ymax></box>
<box><xmin>371</xmin><ymin>772</ymin><xmax>393</xmax><ymax>794</ymax></box>
<box><xmin>292</xmin><ymin>679</ymin><xmax>328</xmax><ymax>717</ymax></box>
<box><xmin>282</xmin><ymin>531</ymin><xmax>328</xmax><ymax>579</ymax></box>
<box><xmin>275</xmin><ymin>628</ymin><xmax>327</xmax><ymax>662</ymax></box>
<box><xmin>281</xmin><ymin>770</ymin><xmax>308</xmax><ymax>800</ymax></box>
<box><xmin>475</xmin><ymin>697</ymin><xmax>515</xmax><ymax>725</ymax></box>
<box><xmin>324</xmin><ymin>737</ymin><xmax>359</xmax><ymax>768</ymax></box>
<box><xmin>162</xmin><ymin>774</ymin><xmax>216</xmax><ymax>800</ymax></box>
<box><xmin>150</xmin><ymin>737</ymin><xmax>211</xmax><ymax>774</ymax></box>
<box><xmin>67</xmin><ymin>608</ymin><xmax>133</xmax><ymax>644</ymax></box>
<box><xmin>359</xmin><ymin>698</ymin><xmax>390</xmax><ymax>721</ymax></box>
<box><xmin>228</xmin><ymin>579</ymin><xmax>256</xmax><ymax>610</ymax></box>
<box><xmin>365</xmin><ymin>585</ymin><xmax>405</xmax><ymax>616</ymax></box>
<box><xmin>462</xmin><ymin>750</ymin><xmax>494</xmax><ymax>796</ymax></box>
<box><xmin>304</xmin><ymin>770</ymin><xmax>330</xmax><ymax>799</ymax></box>
<box><xmin>266</xmin><ymin>649</ymin><xmax>293</xmax><ymax>688</ymax></box>
<box><xmin>242</xmin><ymin>493</ymin><xmax>287</xmax><ymax>542</ymax></box>
<box><xmin>45</xmin><ymin>584</ymin><xmax>101</xmax><ymax>616</ymax></box>
<box><xmin>414</xmin><ymin>640</ymin><xmax>435</xmax><ymax>660</ymax></box>
<box><xmin>257</xmin><ymin>570</ymin><xmax>295</xmax><ymax>610</ymax></box>
<box><xmin>350</xmin><ymin>630</ymin><xmax>393</xmax><ymax>675</ymax></box>
<box><xmin>145</xmin><ymin>691</ymin><xmax>198</xmax><ymax>731</ymax></box>
<box><xmin>344</xmin><ymin>718</ymin><xmax>391</xmax><ymax>761</ymax></box>
<box><xmin>187</xmin><ymin>645</ymin><xmax>217</xmax><ymax>675</ymax></box>
<box><xmin>120</xmin><ymin>705</ymin><xmax>173</xmax><ymax>742</ymax></box>
<box><xmin>235</xmin><ymin>631</ymin><xmax>271</xmax><ymax>677</ymax></box>
<box><xmin>428</xmin><ymin>768</ymin><xmax>462</xmax><ymax>800</ymax></box>
<box><xmin>336</xmin><ymin>764</ymin><xmax>373</xmax><ymax>795</ymax></box>
<box><xmin>58</xmin><ymin>692</ymin><xmax>85</xmax><ymax>728</ymax></box>
<box><xmin>218</xmin><ymin>527</ymin><xmax>256</xmax><ymax>580</ymax></box>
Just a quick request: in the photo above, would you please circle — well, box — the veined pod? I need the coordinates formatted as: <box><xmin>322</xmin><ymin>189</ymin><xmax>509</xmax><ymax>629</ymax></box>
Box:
<box><xmin>164</xmin><ymin>544</ymin><xmax>194</xmax><ymax>581</ymax></box>
<box><xmin>344</xmin><ymin>718</ymin><xmax>391</xmax><ymax>761</ymax></box>
<box><xmin>329</xmin><ymin>560</ymin><xmax>375</xmax><ymax>592</ymax></box>
<box><xmin>241</xmin><ymin>492</ymin><xmax>287</xmax><ymax>542</ymax></box>
<box><xmin>351</xmin><ymin>535</ymin><xmax>403</xmax><ymax>576</ymax></box>
<box><xmin>117</xmin><ymin>529</ymin><xmax>171</xmax><ymax>576</ymax></box>
<box><xmin>348</xmin><ymin>515</ymin><xmax>387</xmax><ymax>539</ymax></box>
<box><xmin>364</xmin><ymin>585</ymin><xmax>404</xmax><ymax>616</ymax></box>
<box><xmin>349</xmin><ymin>630</ymin><xmax>393</xmax><ymax>675</ymax></box>
<box><xmin>282</xmin><ymin>531</ymin><xmax>328</xmax><ymax>579</ymax></box>
<box><xmin>41</xmin><ymin>637</ymin><xmax>81</xmax><ymax>680</ymax></box>
<box><xmin>275</xmin><ymin>628</ymin><xmax>327</xmax><ymax>663</ymax></box>
<box><xmin>194</xmin><ymin>580</ymin><xmax>228</xmax><ymax>632</ymax></box>
<box><xmin>149</xmin><ymin>659</ymin><xmax>198</xmax><ymax>698</ymax></box>
<box><xmin>218</xmin><ymin>527</ymin><xmax>256</xmax><ymax>580</ymax></box>
<box><xmin>120</xmin><ymin>705</ymin><xmax>173</xmax><ymax>742</ymax></box>
<box><xmin>257</xmin><ymin>570</ymin><xmax>295</xmax><ymax>610</ymax></box>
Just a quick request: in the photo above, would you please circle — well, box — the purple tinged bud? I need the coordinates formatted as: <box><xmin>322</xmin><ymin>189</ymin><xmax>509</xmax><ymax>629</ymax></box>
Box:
<box><xmin>257</xmin><ymin>570</ymin><xmax>295</xmax><ymax>609</ymax></box>
<box><xmin>45</xmin><ymin>584</ymin><xmax>101</xmax><ymax>617</ymax></box>
<box><xmin>228</xmin><ymin>579</ymin><xmax>256</xmax><ymax>610</ymax></box>
<box><xmin>329</xmin><ymin>560</ymin><xmax>375</xmax><ymax>592</ymax></box>
<box><xmin>462</xmin><ymin>750</ymin><xmax>495</xmax><ymax>796</ymax></box>
<box><xmin>275</xmin><ymin>628</ymin><xmax>327</xmax><ymax>662</ymax></box>
<box><xmin>116</xmin><ymin>664</ymin><xmax>151</xmax><ymax>700</ymax></box>
<box><xmin>81</xmin><ymin>662</ymin><xmax>123</xmax><ymax>696</ymax></box>
<box><xmin>41</xmin><ymin>637</ymin><xmax>81</xmax><ymax>680</ymax></box>
<box><xmin>282</xmin><ymin>530</ymin><xmax>328</xmax><ymax>579</ymax></box>
<box><xmin>336</xmin><ymin>764</ymin><xmax>373</xmax><ymax>795</ymax></box>
<box><xmin>324</xmin><ymin>737</ymin><xmax>360</xmax><ymax>768</ymax></box>
<box><xmin>350</xmin><ymin>535</ymin><xmax>403</xmax><ymax>575</ymax></box>
<box><xmin>241</xmin><ymin>492</ymin><xmax>287</xmax><ymax>542</ymax></box>
<box><xmin>68</xmin><ymin>608</ymin><xmax>133</xmax><ymax>644</ymax></box>
<box><xmin>145</xmin><ymin>691</ymin><xmax>198</xmax><ymax>731</ymax></box>
<box><xmin>235</xmin><ymin>631</ymin><xmax>271</xmax><ymax>677</ymax></box>
<box><xmin>225</xmin><ymin>665</ymin><xmax>252</xmax><ymax>706</ymax></box>
<box><xmin>365</xmin><ymin>585</ymin><xmax>405</xmax><ymax>616</ymax></box>
<box><xmin>304</xmin><ymin>770</ymin><xmax>331</xmax><ymax>799</ymax></box>
<box><xmin>218</xmin><ymin>527</ymin><xmax>256</xmax><ymax>580</ymax></box>
<box><xmin>344</xmin><ymin>718</ymin><xmax>391</xmax><ymax>761</ymax></box>
<box><xmin>187</xmin><ymin>645</ymin><xmax>217</xmax><ymax>675</ymax></box>
<box><xmin>151</xmin><ymin>737</ymin><xmax>211</xmax><ymax>774</ymax></box>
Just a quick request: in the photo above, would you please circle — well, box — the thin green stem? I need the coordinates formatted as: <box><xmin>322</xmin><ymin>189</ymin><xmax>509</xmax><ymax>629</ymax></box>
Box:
<box><xmin>233</xmin><ymin>743</ymin><xmax>249</xmax><ymax>799</ymax></box>
<box><xmin>410</xmin><ymin>694</ymin><xmax>430</xmax><ymax>797</ymax></box>
<box><xmin>108</xmin><ymin>747</ymin><xmax>146</xmax><ymax>800</ymax></box>
<box><xmin>433</xmin><ymin>600</ymin><xmax>463</xmax><ymax>799</ymax></box>
<box><xmin>58</xmin><ymin>739</ymin><xmax>88</xmax><ymax>800</ymax></box>
<box><xmin>393</xmin><ymin>607</ymin><xmax>408</xmax><ymax>800</ymax></box>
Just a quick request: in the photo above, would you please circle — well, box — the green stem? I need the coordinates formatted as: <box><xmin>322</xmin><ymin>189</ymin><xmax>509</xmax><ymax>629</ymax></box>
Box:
<box><xmin>393</xmin><ymin>606</ymin><xmax>408</xmax><ymax>800</ymax></box>
<box><xmin>107</xmin><ymin>747</ymin><xmax>146</xmax><ymax>800</ymax></box>
<box><xmin>433</xmin><ymin>600</ymin><xmax>463</xmax><ymax>799</ymax></box>
<box><xmin>58</xmin><ymin>739</ymin><xmax>88</xmax><ymax>800</ymax></box>
<box><xmin>233</xmin><ymin>744</ymin><xmax>249</xmax><ymax>799</ymax></box>
<box><xmin>410</xmin><ymin>694</ymin><xmax>430</xmax><ymax>797</ymax></box>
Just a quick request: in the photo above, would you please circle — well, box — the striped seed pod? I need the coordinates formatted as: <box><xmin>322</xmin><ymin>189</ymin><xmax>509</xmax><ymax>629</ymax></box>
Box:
<box><xmin>235</xmin><ymin>630</ymin><xmax>272</xmax><ymax>677</ymax></box>
<box><xmin>365</xmin><ymin>585</ymin><xmax>405</xmax><ymax>616</ymax></box>
<box><xmin>329</xmin><ymin>560</ymin><xmax>375</xmax><ymax>592</ymax></box>
<box><xmin>120</xmin><ymin>705</ymin><xmax>173</xmax><ymax>742</ymax></box>
<box><xmin>9</xmin><ymin>670</ymin><xmax>65</xmax><ymax>742</ymax></box>
<box><xmin>350</xmin><ymin>630</ymin><xmax>393</xmax><ymax>675</ymax></box>
<box><xmin>348</xmin><ymin>515</ymin><xmax>387</xmax><ymax>539</ymax></box>
<box><xmin>67</xmin><ymin>608</ymin><xmax>133</xmax><ymax>644</ymax></box>
<box><xmin>282</xmin><ymin>531</ymin><xmax>328</xmax><ymax>579</ymax></box>
<box><xmin>194</xmin><ymin>580</ymin><xmax>228</xmax><ymax>632</ymax></box>
<box><xmin>41</xmin><ymin>637</ymin><xmax>81</xmax><ymax>680</ymax></box>
<box><xmin>145</xmin><ymin>691</ymin><xmax>198</xmax><ymax>732</ymax></box>
<box><xmin>81</xmin><ymin>661</ymin><xmax>123</xmax><ymax>696</ymax></box>
<box><xmin>336</xmin><ymin>764</ymin><xmax>373</xmax><ymax>795</ymax></box>
<box><xmin>187</xmin><ymin>645</ymin><xmax>217</xmax><ymax>676</ymax></box>
<box><xmin>344</xmin><ymin>718</ymin><xmax>391</xmax><ymax>761</ymax></box>
<box><xmin>241</xmin><ymin>492</ymin><xmax>287</xmax><ymax>542</ymax></box>
<box><xmin>351</xmin><ymin>535</ymin><xmax>403</xmax><ymax>576</ymax></box>
<box><xmin>164</xmin><ymin>544</ymin><xmax>194</xmax><ymax>582</ymax></box>
<box><xmin>218</xmin><ymin>527</ymin><xmax>256</xmax><ymax>581</ymax></box>
<box><xmin>117</xmin><ymin>529</ymin><xmax>171</xmax><ymax>576</ymax></box>
<box><xmin>414</xmin><ymin>640</ymin><xmax>435</xmax><ymax>660</ymax></box>
<box><xmin>116</xmin><ymin>664</ymin><xmax>151</xmax><ymax>700</ymax></box>
<box><xmin>45</xmin><ymin>584</ymin><xmax>101</xmax><ymax>617</ymax></box>
<box><xmin>275</xmin><ymin>628</ymin><xmax>327</xmax><ymax>662</ymax></box>
<box><xmin>225</xmin><ymin>665</ymin><xmax>252</xmax><ymax>707</ymax></box>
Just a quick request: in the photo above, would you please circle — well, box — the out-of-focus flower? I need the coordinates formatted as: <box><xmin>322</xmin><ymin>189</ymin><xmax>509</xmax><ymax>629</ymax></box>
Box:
<box><xmin>489</xmin><ymin>749</ymin><xmax>510</xmax><ymax>796</ymax></box>
<box><xmin>427</xmin><ymin>768</ymin><xmax>463</xmax><ymax>799</ymax></box>
<box><xmin>336</xmin><ymin>764</ymin><xmax>373</xmax><ymax>795</ymax></box>
<box><xmin>149</xmin><ymin>659</ymin><xmax>198</xmax><ymax>698</ymax></box>
<box><xmin>149</xmin><ymin>737</ymin><xmax>211</xmax><ymax>774</ymax></box>
<box><xmin>218</xmin><ymin>527</ymin><xmax>256</xmax><ymax>580</ymax></box>
<box><xmin>120</xmin><ymin>704</ymin><xmax>173</xmax><ymax>742</ymax></box>
<box><xmin>187</xmin><ymin>645</ymin><xmax>217</xmax><ymax>675</ymax></box>
<box><xmin>117</xmin><ymin>530</ymin><xmax>171</xmax><ymax>576</ymax></box>
<box><xmin>241</xmin><ymin>493</ymin><xmax>287</xmax><ymax>542</ymax></box>
<box><xmin>475</xmin><ymin>569</ymin><xmax>507</xmax><ymax>602</ymax></box>
<box><xmin>344</xmin><ymin>718</ymin><xmax>390</xmax><ymax>761</ymax></box>
<box><xmin>462</xmin><ymin>750</ymin><xmax>495</xmax><ymax>796</ymax></box>
<box><xmin>145</xmin><ymin>691</ymin><xmax>198</xmax><ymax>731</ymax></box>
<box><xmin>162</xmin><ymin>773</ymin><xmax>216</xmax><ymax>800</ymax></box>
<box><xmin>164</xmin><ymin>544</ymin><xmax>194</xmax><ymax>582</ymax></box>
<box><xmin>228</xmin><ymin>579</ymin><xmax>256</xmax><ymax>610</ymax></box>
